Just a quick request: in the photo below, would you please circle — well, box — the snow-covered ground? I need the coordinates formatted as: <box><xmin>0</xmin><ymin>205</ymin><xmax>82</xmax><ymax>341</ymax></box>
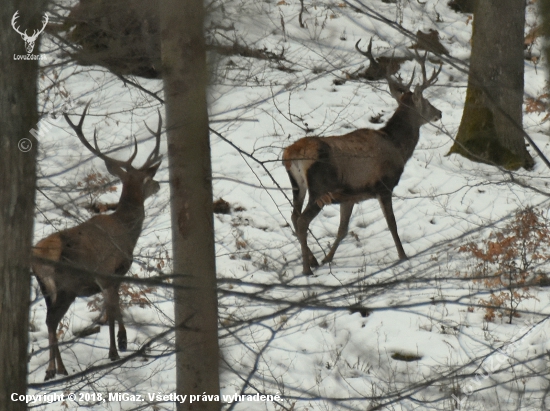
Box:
<box><xmin>26</xmin><ymin>0</ymin><xmax>550</xmax><ymax>410</ymax></box>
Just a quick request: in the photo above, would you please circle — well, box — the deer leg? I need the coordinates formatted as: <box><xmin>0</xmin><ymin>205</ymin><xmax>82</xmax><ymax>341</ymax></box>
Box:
<box><xmin>44</xmin><ymin>295</ymin><xmax>74</xmax><ymax>380</ymax></box>
<box><xmin>114</xmin><ymin>287</ymin><xmax>127</xmax><ymax>352</ymax></box>
<box><xmin>322</xmin><ymin>201</ymin><xmax>355</xmax><ymax>265</ymax></box>
<box><xmin>103</xmin><ymin>287</ymin><xmax>121</xmax><ymax>360</ymax></box>
<box><xmin>287</xmin><ymin>171</ymin><xmax>306</xmax><ymax>232</ymax></box>
<box><xmin>45</xmin><ymin>326</ymin><xmax>59</xmax><ymax>381</ymax></box>
<box><xmin>288</xmin><ymin>171</ymin><xmax>318</xmax><ymax>266</ymax></box>
<box><xmin>296</xmin><ymin>201</ymin><xmax>322</xmax><ymax>275</ymax></box>
<box><xmin>118</xmin><ymin>323</ymin><xmax>127</xmax><ymax>352</ymax></box>
<box><xmin>378</xmin><ymin>193</ymin><xmax>407</xmax><ymax>260</ymax></box>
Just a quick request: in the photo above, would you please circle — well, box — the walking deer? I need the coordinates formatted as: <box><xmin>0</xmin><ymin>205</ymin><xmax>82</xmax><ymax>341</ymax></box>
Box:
<box><xmin>283</xmin><ymin>51</ymin><xmax>442</xmax><ymax>275</ymax></box>
<box><xmin>32</xmin><ymin>103</ymin><xmax>162</xmax><ymax>380</ymax></box>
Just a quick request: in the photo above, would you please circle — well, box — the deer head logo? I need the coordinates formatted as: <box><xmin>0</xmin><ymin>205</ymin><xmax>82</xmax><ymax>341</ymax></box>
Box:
<box><xmin>11</xmin><ymin>11</ymin><xmax>48</xmax><ymax>54</ymax></box>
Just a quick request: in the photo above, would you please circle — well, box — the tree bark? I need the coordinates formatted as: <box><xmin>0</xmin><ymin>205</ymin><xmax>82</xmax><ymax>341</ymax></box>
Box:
<box><xmin>449</xmin><ymin>0</ymin><xmax>534</xmax><ymax>170</ymax></box>
<box><xmin>160</xmin><ymin>0</ymin><xmax>220</xmax><ymax>410</ymax></box>
<box><xmin>540</xmin><ymin>0</ymin><xmax>550</xmax><ymax>75</ymax></box>
<box><xmin>0</xmin><ymin>1</ymin><xmax>42</xmax><ymax>409</ymax></box>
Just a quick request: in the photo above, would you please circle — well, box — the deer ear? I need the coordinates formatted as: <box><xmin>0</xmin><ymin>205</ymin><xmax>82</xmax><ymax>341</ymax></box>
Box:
<box><xmin>146</xmin><ymin>161</ymin><xmax>161</xmax><ymax>178</ymax></box>
<box><xmin>387</xmin><ymin>77</ymin><xmax>404</xmax><ymax>102</ymax></box>
<box><xmin>105</xmin><ymin>161</ymin><xmax>126</xmax><ymax>179</ymax></box>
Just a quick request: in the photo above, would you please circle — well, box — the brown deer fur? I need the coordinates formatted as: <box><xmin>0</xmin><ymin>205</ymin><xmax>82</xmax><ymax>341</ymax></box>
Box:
<box><xmin>32</xmin><ymin>103</ymin><xmax>162</xmax><ymax>380</ymax></box>
<box><xmin>283</xmin><ymin>52</ymin><xmax>442</xmax><ymax>275</ymax></box>
<box><xmin>355</xmin><ymin>38</ymin><xmax>411</xmax><ymax>81</ymax></box>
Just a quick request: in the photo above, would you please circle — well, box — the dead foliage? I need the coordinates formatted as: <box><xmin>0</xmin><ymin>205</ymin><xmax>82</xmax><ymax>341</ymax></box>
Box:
<box><xmin>460</xmin><ymin>208</ymin><xmax>550</xmax><ymax>324</ymax></box>
<box><xmin>213</xmin><ymin>198</ymin><xmax>231</xmax><ymax>214</ymax></box>
<box><xmin>411</xmin><ymin>30</ymin><xmax>449</xmax><ymax>56</ymax></box>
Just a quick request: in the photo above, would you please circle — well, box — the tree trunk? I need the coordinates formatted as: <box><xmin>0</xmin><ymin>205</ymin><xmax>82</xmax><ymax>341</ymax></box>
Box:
<box><xmin>0</xmin><ymin>2</ymin><xmax>42</xmax><ymax>409</ymax></box>
<box><xmin>540</xmin><ymin>0</ymin><xmax>550</xmax><ymax>75</ymax></box>
<box><xmin>449</xmin><ymin>0</ymin><xmax>534</xmax><ymax>170</ymax></box>
<box><xmin>160</xmin><ymin>0</ymin><xmax>220</xmax><ymax>409</ymax></box>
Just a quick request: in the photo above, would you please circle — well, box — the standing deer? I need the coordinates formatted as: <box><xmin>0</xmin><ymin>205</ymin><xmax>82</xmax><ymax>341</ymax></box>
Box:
<box><xmin>283</xmin><ymin>51</ymin><xmax>442</xmax><ymax>275</ymax></box>
<box><xmin>32</xmin><ymin>103</ymin><xmax>162</xmax><ymax>380</ymax></box>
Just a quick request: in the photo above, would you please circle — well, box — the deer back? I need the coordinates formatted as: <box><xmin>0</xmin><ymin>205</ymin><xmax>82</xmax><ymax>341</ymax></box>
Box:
<box><xmin>33</xmin><ymin>192</ymin><xmax>152</xmax><ymax>302</ymax></box>
<box><xmin>323</xmin><ymin>130</ymin><xmax>406</xmax><ymax>190</ymax></box>
<box><xmin>284</xmin><ymin>129</ymin><xmax>407</xmax><ymax>204</ymax></box>
<box><xmin>61</xmin><ymin>215</ymin><xmax>137</xmax><ymax>271</ymax></box>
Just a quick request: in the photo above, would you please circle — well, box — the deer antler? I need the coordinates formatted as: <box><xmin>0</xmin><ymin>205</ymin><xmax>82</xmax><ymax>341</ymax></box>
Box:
<box><xmin>64</xmin><ymin>102</ymin><xmax>139</xmax><ymax>171</ymax></box>
<box><xmin>356</xmin><ymin>37</ymin><xmax>409</xmax><ymax>82</ymax></box>
<box><xmin>414</xmin><ymin>50</ymin><xmax>442</xmax><ymax>92</ymax></box>
<box><xmin>355</xmin><ymin>37</ymin><xmax>378</xmax><ymax>67</ymax></box>
<box><xmin>386</xmin><ymin>65</ymin><xmax>416</xmax><ymax>101</ymax></box>
<box><xmin>141</xmin><ymin>109</ymin><xmax>163</xmax><ymax>169</ymax></box>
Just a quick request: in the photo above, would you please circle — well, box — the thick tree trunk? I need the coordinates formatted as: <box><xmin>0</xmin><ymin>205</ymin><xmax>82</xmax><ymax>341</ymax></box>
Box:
<box><xmin>160</xmin><ymin>0</ymin><xmax>220</xmax><ymax>410</ymax></box>
<box><xmin>449</xmin><ymin>0</ymin><xmax>534</xmax><ymax>170</ymax></box>
<box><xmin>0</xmin><ymin>2</ymin><xmax>42</xmax><ymax>409</ymax></box>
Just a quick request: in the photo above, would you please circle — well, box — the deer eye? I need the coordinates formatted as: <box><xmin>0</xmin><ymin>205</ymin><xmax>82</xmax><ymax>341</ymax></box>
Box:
<box><xmin>143</xmin><ymin>176</ymin><xmax>151</xmax><ymax>184</ymax></box>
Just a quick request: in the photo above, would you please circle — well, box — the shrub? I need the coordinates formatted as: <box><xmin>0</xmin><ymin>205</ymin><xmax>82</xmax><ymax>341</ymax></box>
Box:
<box><xmin>459</xmin><ymin>208</ymin><xmax>550</xmax><ymax>323</ymax></box>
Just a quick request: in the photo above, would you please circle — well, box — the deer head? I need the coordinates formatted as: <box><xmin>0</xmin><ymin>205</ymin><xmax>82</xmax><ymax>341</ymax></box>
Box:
<box><xmin>386</xmin><ymin>50</ymin><xmax>442</xmax><ymax>125</ymax></box>
<box><xmin>11</xmin><ymin>11</ymin><xmax>49</xmax><ymax>54</ymax></box>
<box><xmin>63</xmin><ymin>102</ymin><xmax>163</xmax><ymax>207</ymax></box>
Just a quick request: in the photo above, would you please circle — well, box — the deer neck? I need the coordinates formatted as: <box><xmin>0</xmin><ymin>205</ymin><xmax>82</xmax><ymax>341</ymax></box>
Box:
<box><xmin>112</xmin><ymin>184</ymin><xmax>146</xmax><ymax>239</ymax></box>
<box><xmin>381</xmin><ymin>101</ymin><xmax>421</xmax><ymax>161</ymax></box>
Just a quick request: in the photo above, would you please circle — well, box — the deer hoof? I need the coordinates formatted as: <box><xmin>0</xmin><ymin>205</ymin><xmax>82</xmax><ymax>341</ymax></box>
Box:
<box><xmin>109</xmin><ymin>351</ymin><xmax>120</xmax><ymax>361</ymax></box>
<box><xmin>44</xmin><ymin>369</ymin><xmax>56</xmax><ymax>381</ymax></box>
<box><xmin>118</xmin><ymin>331</ymin><xmax>127</xmax><ymax>351</ymax></box>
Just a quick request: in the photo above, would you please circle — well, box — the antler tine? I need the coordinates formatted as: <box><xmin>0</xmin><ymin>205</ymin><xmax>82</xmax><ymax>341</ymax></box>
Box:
<box><xmin>425</xmin><ymin>62</ymin><xmax>442</xmax><ymax>87</ymax></box>
<box><xmin>413</xmin><ymin>49</ymin><xmax>427</xmax><ymax>84</ymax></box>
<box><xmin>64</xmin><ymin>101</ymin><xmax>104</xmax><ymax>159</ymax></box>
<box><xmin>414</xmin><ymin>49</ymin><xmax>441</xmax><ymax>91</ymax></box>
<box><xmin>141</xmin><ymin>109</ymin><xmax>163</xmax><ymax>169</ymax></box>
<box><xmin>90</xmin><ymin>117</ymin><xmax>138</xmax><ymax>169</ymax></box>
<box><xmin>386</xmin><ymin>65</ymin><xmax>415</xmax><ymax>93</ymax></box>
<box><xmin>405</xmin><ymin>67</ymin><xmax>415</xmax><ymax>90</ymax></box>
<box><xmin>355</xmin><ymin>37</ymin><xmax>377</xmax><ymax>65</ymax></box>
<box><xmin>126</xmin><ymin>135</ymin><xmax>139</xmax><ymax>166</ymax></box>
<box><xmin>64</xmin><ymin>102</ymin><xmax>134</xmax><ymax>169</ymax></box>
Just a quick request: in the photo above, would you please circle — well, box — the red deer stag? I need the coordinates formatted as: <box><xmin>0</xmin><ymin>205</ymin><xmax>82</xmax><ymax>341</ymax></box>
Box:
<box><xmin>32</xmin><ymin>103</ymin><xmax>162</xmax><ymax>380</ymax></box>
<box><xmin>283</xmin><ymin>51</ymin><xmax>442</xmax><ymax>275</ymax></box>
